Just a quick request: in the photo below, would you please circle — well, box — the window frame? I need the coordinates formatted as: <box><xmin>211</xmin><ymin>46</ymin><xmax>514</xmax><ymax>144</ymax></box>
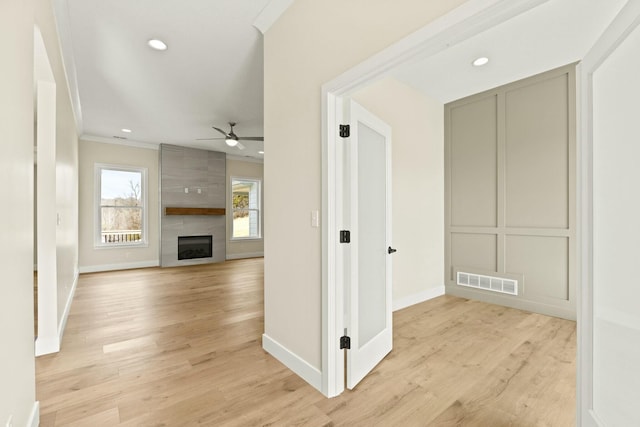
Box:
<box><xmin>230</xmin><ymin>176</ymin><xmax>262</xmax><ymax>241</ymax></box>
<box><xmin>94</xmin><ymin>163</ymin><xmax>149</xmax><ymax>248</ymax></box>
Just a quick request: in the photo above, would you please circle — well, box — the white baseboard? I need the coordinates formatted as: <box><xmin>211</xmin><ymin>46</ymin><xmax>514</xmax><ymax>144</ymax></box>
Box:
<box><xmin>35</xmin><ymin>334</ymin><xmax>59</xmax><ymax>356</ymax></box>
<box><xmin>584</xmin><ymin>410</ymin><xmax>604</xmax><ymax>427</ymax></box>
<box><xmin>28</xmin><ymin>401</ymin><xmax>39</xmax><ymax>427</ymax></box>
<box><xmin>35</xmin><ymin>268</ymin><xmax>79</xmax><ymax>356</ymax></box>
<box><xmin>78</xmin><ymin>260</ymin><xmax>159</xmax><ymax>274</ymax></box>
<box><xmin>58</xmin><ymin>268</ymin><xmax>79</xmax><ymax>346</ymax></box>
<box><xmin>393</xmin><ymin>286</ymin><xmax>445</xmax><ymax>312</ymax></box>
<box><xmin>226</xmin><ymin>252</ymin><xmax>264</xmax><ymax>260</ymax></box>
<box><xmin>262</xmin><ymin>333</ymin><xmax>322</xmax><ymax>392</ymax></box>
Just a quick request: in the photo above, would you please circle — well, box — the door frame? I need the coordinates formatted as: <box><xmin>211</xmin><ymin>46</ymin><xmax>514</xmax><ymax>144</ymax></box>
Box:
<box><xmin>34</xmin><ymin>25</ymin><xmax>60</xmax><ymax>356</ymax></box>
<box><xmin>578</xmin><ymin>1</ymin><xmax>640</xmax><ymax>424</ymax></box>
<box><xmin>319</xmin><ymin>0</ymin><xmax>550</xmax><ymax>398</ymax></box>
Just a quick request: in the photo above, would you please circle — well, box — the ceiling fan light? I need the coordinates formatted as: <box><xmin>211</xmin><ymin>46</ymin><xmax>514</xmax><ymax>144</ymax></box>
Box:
<box><xmin>225</xmin><ymin>138</ymin><xmax>238</xmax><ymax>147</ymax></box>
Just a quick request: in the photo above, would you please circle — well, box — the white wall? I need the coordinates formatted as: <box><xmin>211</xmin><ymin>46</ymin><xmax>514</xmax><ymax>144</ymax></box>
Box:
<box><xmin>226</xmin><ymin>157</ymin><xmax>264</xmax><ymax>259</ymax></box>
<box><xmin>264</xmin><ymin>0</ymin><xmax>468</xmax><ymax>376</ymax></box>
<box><xmin>592</xmin><ymin>18</ymin><xmax>640</xmax><ymax>426</ymax></box>
<box><xmin>35</xmin><ymin>0</ymin><xmax>80</xmax><ymax>346</ymax></box>
<box><xmin>0</xmin><ymin>1</ymin><xmax>37</xmax><ymax>424</ymax></box>
<box><xmin>352</xmin><ymin>77</ymin><xmax>444</xmax><ymax>310</ymax></box>
<box><xmin>78</xmin><ymin>139</ymin><xmax>159</xmax><ymax>272</ymax></box>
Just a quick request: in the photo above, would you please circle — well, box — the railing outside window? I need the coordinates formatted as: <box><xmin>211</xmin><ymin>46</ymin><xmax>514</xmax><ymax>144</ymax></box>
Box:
<box><xmin>101</xmin><ymin>230</ymin><xmax>142</xmax><ymax>243</ymax></box>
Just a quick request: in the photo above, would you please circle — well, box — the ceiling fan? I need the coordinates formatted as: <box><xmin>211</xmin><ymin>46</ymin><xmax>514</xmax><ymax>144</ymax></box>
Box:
<box><xmin>197</xmin><ymin>122</ymin><xmax>264</xmax><ymax>149</ymax></box>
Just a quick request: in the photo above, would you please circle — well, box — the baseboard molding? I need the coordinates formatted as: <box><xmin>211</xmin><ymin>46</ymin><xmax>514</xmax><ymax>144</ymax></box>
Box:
<box><xmin>28</xmin><ymin>401</ymin><xmax>39</xmax><ymax>427</ymax></box>
<box><xmin>35</xmin><ymin>334</ymin><xmax>59</xmax><ymax>357</ymax></box>
<box><xmin>586</xmin><ymin>410</ymin><xmax>604</xmax><ymax>427</ymax></box>
<box><xmin>393</xmin><ymin>286</ymin><xmax>445</xmax><ymax>312</ymax></box>
<box><xmin>226</xmin><ymin>252</ymin><xmax>264</xmax><ymax>260</ymax></box>
<box><xmin>58</xmin><ymin>268</ymin><xmax>79</xmax><ymax>347</ymax></box>
<box><xmin>445</xmin><ymin>284</ymin><xmax>576</xmax><ymax>320</ymax></box>
<box><xmin>262</xmin><ymin>334</ymin><xmax>322</xmax><ymax>392</ymax></box>
<box><xmin>78</xmin><ymin>260</ymin><xmax>159</xmax><ymax>274</ymax></box>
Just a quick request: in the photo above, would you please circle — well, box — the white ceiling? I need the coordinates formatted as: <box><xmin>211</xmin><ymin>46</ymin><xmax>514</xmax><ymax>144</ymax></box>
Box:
<box><xmin>393</xmin><ymin>0</ymin><xmax>627</xmax><ymax>103</ymax></box>
<box><xmin>57</xmin><ymin>0</ymin><xmax>277</xmax><ymax>158</ymax></box>
<box><xmin>58</xmin><ymin>0</ymin><xmax>626</xmax><ymax>160</ymax></box>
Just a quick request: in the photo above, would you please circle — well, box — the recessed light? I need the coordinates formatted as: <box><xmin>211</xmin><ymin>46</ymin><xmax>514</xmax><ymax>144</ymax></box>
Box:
<box><xmin>147</xmin><ymin>39</ymin><xmax>168</xmax><ymax>51</ymax></box>
<box><xmin>121</xmin><ymin>128</ymin><xmax>132</xmax><ymax>133</ymax></box>
<box><xmin>258</xmin><ymin>151</ymin><xmax>264</xmax><ymax>154</ymax></box>
<box><xmin>472</xmin><ymin>56</ymin><xmax>489</xmax><ymax>67</ymax></box>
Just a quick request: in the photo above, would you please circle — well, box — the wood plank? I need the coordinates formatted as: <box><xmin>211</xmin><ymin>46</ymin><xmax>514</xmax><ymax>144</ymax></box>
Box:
<box><xmin>164</xmin><ymin>207</ymin><xmax>225</xmax><ymax>215</ymax></box>
<box><xmin>36</xmin><ymin>258</ymin><xmax>575</xmax><ymax>426</ymax></box>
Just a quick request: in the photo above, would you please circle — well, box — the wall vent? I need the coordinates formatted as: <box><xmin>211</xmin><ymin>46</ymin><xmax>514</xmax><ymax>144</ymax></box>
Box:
<box><xmin>456</xmin><ymin>272</ymin><xmax>518</xmax><ymax>296</ymax></box>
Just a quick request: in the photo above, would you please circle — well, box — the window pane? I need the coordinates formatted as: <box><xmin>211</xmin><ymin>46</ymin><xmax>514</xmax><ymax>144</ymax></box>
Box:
<box><xmin>249</xmin><ymin>210</ymin><xmax>259</xmax><ymax>236</ymax></box>
<box><xmin>231</xmin><ymin>179</ymin><xmax>260</xmax><ymax>238</ymax></box>
<box><xmin>233</xmin><ymin>210</ymin><xmax>250</xmax><ymax>238</ymax></box>
<box><xmin>100</xmin><ymin>207</ymin><xmax>142</xmax><ymax>243</ymax></box>
<box><xmin>100</xmin><ymin>168</ymin><xmax>144</xmax><ymax>244</ymax></box>
<box><xmin>101</xmin><ymin>169</ymin><xmax>142</xmax><ymax>207</ymax></box>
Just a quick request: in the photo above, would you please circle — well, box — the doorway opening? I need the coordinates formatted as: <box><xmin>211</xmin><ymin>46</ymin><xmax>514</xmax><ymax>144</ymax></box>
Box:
<box><xmin>321</xmin><ymin>0</ymin><xmax>557</xmax><ymax>398</ymax></box>
<box><xmin>320</xmin><ymin>0</ymin><xmax>624</xmax><ymax>403</ymax></box>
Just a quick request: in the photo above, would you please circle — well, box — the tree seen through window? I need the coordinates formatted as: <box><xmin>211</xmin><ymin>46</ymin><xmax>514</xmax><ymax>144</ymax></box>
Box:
<box><xmin>99</xmin><ymin>168</ymin><xmax>144</xmax><ymax>244</ymax></box>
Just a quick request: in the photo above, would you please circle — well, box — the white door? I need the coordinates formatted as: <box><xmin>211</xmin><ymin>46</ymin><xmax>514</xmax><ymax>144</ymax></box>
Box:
<box><xmin>580</xmin><ymin>1</ymin><xmax>640</xmax><ymax>425</ymax></box>
<box><xmin>343</xmin><ymin>99</ymin><xmax>393</xmax><ymax>389</ymax></box>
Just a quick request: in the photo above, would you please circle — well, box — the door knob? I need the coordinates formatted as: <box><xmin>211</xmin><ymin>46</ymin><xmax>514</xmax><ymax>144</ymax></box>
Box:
<box><xmin>388</xmin><ymin>246</ymin><xmax>397</xmax><ymax>254</ymax></box>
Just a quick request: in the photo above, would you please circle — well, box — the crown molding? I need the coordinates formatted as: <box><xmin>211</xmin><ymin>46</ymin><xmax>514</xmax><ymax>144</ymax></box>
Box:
<box><xmin>253</xmin><ymin>0</ymin><xmax>294</xmax><ymax>34</ymax></box>
<box><xmin>226</xmin><ymin>154</ymin><xmax>264</xmax><ymax>164</ymax></box>
<box><xmin>80</xmin><ymin>134</ymin><xmax>160</xmax><ymax>150</ymax></box>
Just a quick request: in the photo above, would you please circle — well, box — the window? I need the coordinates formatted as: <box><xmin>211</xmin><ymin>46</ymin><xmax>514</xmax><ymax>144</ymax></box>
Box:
<box><xmin>95</xmin><ymin>164</ymin><xmax>148</xmax><ymax>247</ymax></box>
<box><xmin>231</xmin><ymin>178</ymin><xmax>261</xmax><ymax>239</ymax></box>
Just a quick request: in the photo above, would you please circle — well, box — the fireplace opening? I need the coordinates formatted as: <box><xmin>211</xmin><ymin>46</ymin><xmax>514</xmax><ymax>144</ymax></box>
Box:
<box><xmin>178</xmin><ymin>235</ymin><xmax>212</xmax><ymax>260</ymax></box>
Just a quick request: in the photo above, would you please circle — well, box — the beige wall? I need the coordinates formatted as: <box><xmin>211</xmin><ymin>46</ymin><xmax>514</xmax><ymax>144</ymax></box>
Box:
<box><xmin>79</xmin><ymin>143</ymin><xmax>264</xmax><ymax>269</ymax></box>
<box><xmin>1</xmin><ymin>0</ymin><xmax>80</xmax><ymax>422</ymax></box>
<box><xmin>0</xmin><ymin>0</ymin><xmax>36</xmax><ymax>424</ymax></box>
<box><xmin>226</xmin><ymin>158</ymin><xmax>264</xmax><ymax>259</ymax></box>
<box><xmin>264</xmin><ymin>0</ymin><xmax>468</xmax><ymax>372</ymax></box>
<box><xmin>352</xmin><ymin>78</ymin><xmax>444</xmax><ymax>306</ymax></box>
<box><xmin>78</xmin><ymin>140</ymin><xmax>159</xmax><ymax>271</ymax></box>
<box><xmin>444</xmin><ymin>64</ymin><xmax>576</xmax><ymax>319</ymax></box>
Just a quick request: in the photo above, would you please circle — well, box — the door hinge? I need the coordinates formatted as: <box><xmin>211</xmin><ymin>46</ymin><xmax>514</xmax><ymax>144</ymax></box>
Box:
<box><xmin>340</xmin><ymin>335</ymin><xmax>351</xmax><ymax>350</ymax></box>
<box><xmin>339</xmin><ymin>124</ymin><xmax>350</xmax><ymax>138</ymax></box>
<box><xmin>339</xmin><ymin>230</ymin><xmax>350</xmax><ymax>243</ymax></box>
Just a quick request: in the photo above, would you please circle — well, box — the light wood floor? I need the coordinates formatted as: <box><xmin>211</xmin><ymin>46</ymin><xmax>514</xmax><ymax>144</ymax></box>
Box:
<box><xmin>36</xmin><ymin>259</ymin><xmax>576</xmax><ymax>426</ymax></box>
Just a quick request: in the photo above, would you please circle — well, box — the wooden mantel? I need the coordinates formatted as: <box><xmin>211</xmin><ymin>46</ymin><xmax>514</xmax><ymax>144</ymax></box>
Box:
<box><xmin>165</xmin><ymin>207</ymin><xmax>226</xmax><ymax>216</ymax></box>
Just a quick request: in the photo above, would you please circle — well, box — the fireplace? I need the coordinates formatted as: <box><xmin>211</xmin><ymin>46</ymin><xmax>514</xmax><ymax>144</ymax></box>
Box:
<box><xmin>178</xmin><ymin>235</ymin><xmax>212</xmax><ymax>260</ymax></box>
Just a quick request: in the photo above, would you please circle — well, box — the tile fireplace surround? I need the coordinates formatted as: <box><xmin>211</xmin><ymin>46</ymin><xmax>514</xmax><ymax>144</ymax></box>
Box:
<box><xmin>160</xmin><ymin>144</ymin><xmax>226</xmax><ymax>267</ymax></box>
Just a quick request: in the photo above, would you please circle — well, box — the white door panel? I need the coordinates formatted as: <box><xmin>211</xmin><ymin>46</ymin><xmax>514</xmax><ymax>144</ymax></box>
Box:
<box><xmin>344</xmin><ymin>99</ymin><xmax>393</xmax><ymax>389</ymax></box>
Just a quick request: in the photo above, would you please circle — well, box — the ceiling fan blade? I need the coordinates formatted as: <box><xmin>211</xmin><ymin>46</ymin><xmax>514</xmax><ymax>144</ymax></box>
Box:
<box><xmin>236</xmin><ymin>142</ymin><xmax>246</xmax><ymax>150</ymax></box>
<box><xmin>212</xmin><ymin>126</ymin><xmax>229</xmax><ymax>137</ymax></box>
<box><xmin>196</xmin><ymin>137</ymin><xmax>225</xmax><ymax>141</ymax></box>
<box><xmin>237</xmin><ymin>136</ymin><xmax>264</xmax><ymax>141</ymax></box>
